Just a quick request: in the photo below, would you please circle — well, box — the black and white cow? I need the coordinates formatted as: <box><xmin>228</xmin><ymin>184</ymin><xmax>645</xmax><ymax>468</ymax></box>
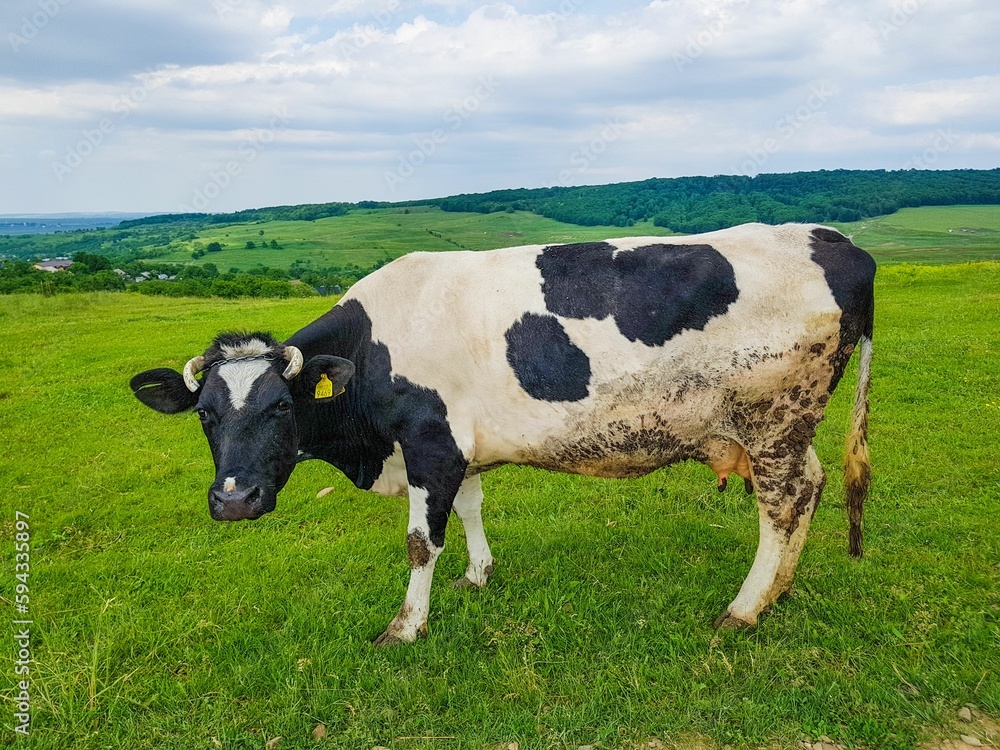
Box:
<box><xmin>131</xmin><ymin>223</ymin><xmax>875</xmax><ymax>644</ymax></box>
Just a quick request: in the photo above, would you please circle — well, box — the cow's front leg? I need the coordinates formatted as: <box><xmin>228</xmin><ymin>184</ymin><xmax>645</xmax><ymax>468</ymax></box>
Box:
<box><xmin>372</xmin><ymin>485</ymin><xmax>442</xmax><ymax>645</ymax></box>
<box><xmin>373</xmin><ymin>443</ymin><xmax>467</xmax><ymax>646</ymax></box>
<box><xmin>714</xmin><ymin>444</ymin><xmax>825</xmax><ymax>630</ymax></box>
<box><xmin>451</xmin><ymin>474</ymin><xmax>494</xmax><ymax>589</ymax></box>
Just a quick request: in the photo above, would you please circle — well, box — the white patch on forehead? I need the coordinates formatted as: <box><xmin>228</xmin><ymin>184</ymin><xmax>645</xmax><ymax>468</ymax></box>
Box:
<box><xmin>220</xmin><ymin>338</ymin><xmax>273</xmax><ymax>358</ymax></box>
<box><xmin>224</xmin><ymin>477</ymin><xmax>236</xmax><ymax>492</ymax></box>
<box><xmin>219</xmin><ymin>359</ymin><xmax>271</xmax><ymax>410</ymax></box>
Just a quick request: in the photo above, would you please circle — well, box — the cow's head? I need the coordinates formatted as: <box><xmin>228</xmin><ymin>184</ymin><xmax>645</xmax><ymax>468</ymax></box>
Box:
<box><xmin>130</xmin><ymin>333</ymin><xmax>354</xmax><ymax>521</ymax></box>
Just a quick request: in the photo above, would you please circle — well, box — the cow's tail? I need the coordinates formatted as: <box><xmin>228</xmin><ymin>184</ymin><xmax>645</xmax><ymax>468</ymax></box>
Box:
<box><xmin>843</xmin><ymin>329</ymin><xmax>872</xmax><ymax>559</ymax></box>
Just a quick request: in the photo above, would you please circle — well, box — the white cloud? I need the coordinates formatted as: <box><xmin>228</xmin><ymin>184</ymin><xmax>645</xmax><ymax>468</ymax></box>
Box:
<box><xmin>867</xmin><ymin>76</ymin><xmax>1000</xmax><ymax>127</ymax></box>
<box><xmin>0</xmin><ymin>0</ymin><xmax>997</xmax><ymax>212</ymax></box>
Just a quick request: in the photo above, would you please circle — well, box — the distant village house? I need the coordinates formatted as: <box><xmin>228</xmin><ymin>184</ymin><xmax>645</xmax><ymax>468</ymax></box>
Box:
<box><xmin>33</xmin><ymin>259</ymin><xmax>74</xmax><ymax>272</ymax></box>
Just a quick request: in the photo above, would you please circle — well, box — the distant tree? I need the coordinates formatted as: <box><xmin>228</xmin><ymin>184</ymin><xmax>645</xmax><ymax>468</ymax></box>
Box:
<box><xmin>258</xmin><ymin>230</ymin><xmax>265</xmax><ymax>236</ymax></box>
<box><xmin>206</xmin><ymin>241</ymin><xmax>223</xmax><ymax>253</ymax></box>
<box><xmin>71</xmin><ymin>251</ymin><xmax>112</xmax><ymax>272</ymax></box>
<box><xmin>269</xmin><ymin>239</ymin><xmax>280</xmax><ymax>249</ymax></box>
<box><xmin>245</xmin><ymin>241</ymin><xmax>256</xmax><ymax>249</ymax></box>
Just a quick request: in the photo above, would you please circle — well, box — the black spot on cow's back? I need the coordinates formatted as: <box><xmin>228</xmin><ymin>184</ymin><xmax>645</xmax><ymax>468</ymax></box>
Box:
<box><xmin>536</xmin><ymin>241</ymin><xmax>740</xmax><ymax>346</ymax></box>
<box><xmin>809</xmin><ymin>227</ymin><xmax>877</xmax><ymax>391</ymax></box>
<box><xmin>809</xmin><ymin>227</ymin><xmax>876</xmax><ymax>342</ymax></box>
<box><xmin>534</xmin><ymin>242</ymin><xmax>618</xmax><ymax>319</ymax></box>
<box><xmin>505</xmin><ymin>313</ymin><xmax>591</xmax><ymax>402</ymax></box>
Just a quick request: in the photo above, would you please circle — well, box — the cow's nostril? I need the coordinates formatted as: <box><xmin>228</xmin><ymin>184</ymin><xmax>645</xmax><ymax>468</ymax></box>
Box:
<box><xmin>209</xmin><ymin>484</ymin><xmax>263</xmax><ymax>521</ymax></box>
<box><xmin>214</xmin><ymin>484</ymin><xmax>258</xmax><ymax>504</ymax></box>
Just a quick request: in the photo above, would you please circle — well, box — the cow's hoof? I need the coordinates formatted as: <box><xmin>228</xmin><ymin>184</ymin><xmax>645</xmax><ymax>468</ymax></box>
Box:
<box><xmin>371</xmin><ymin>631</ymin><xmax>404</xmax><ymax>647</ymax></box>
<box><xmin>371</xmin><ymin>624</ymin><xmax>427</xmax><ymax>646</ymax></box>
<box><xmin>713</xmin><ymin>611</ymin><xmax>755</xmax><ymax>631</ymax></box>
<box><xmin>453</xmin><ymin>563</ymin><xmax>494</xmax><ymax>589</ymax></box>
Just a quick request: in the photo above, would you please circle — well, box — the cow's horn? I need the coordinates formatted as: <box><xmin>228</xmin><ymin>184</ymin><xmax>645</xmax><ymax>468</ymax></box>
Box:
<box><xmin>282</xmin><ymin>346</ymin><xmax>303</xmax><ymax>379</ymax></box>
<box><xmin>183</xmin><ymin>355</ymin><xmax>205</xmax><ymax>393</ymax></box>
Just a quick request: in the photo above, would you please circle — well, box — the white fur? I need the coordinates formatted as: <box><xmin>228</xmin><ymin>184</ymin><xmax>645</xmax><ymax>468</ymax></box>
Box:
<box><xmin>406</xmin><ymin>484</ymin><xmax>430</xmax><ymax>535</ymax></box>
<box><xmin>220</xmin><ymin>339</ymin><xmax>272</xmax><ymax>358</ymax></box>
<box><xmin>219</xmin><ymin>359</ymin><xmax>271</xmax><ymax>411</ymax></box>
<box><xmin>370</xmin><ymin>443</ymin><xmax>407</xmax><ymax>496</ymax></box>
<box><xmin>452</xmin><ymin>474</ymin><xmax>493</xmax><ymax>586</ymax></box>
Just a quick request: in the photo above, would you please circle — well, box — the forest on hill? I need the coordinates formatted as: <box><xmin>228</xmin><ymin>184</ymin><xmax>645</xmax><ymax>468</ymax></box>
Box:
<box><xmin>428</xmin><ymin>168</ymin><xmax>1000</xmax><ymax>232</ymax></box>
<box><xmin>4</xmin><ymin>168</ymin><xmax>1000</xmax><ymax>298</ymax></box>
<box><xmin>111</xmin><ymin>168</ymin><xmax>1000</xmax><ymax>234</ymax></box>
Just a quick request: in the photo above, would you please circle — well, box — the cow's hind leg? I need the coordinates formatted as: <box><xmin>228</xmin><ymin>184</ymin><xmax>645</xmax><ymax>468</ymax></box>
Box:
<box><xmin>715</xmin><ymin>444</ymin><xmax>825</xmax><ymax>629</ymax></box>
<box><xmin>451</xmin><ymin>474</ymin><xmax>495</xmax><ymax>589</ymax></box>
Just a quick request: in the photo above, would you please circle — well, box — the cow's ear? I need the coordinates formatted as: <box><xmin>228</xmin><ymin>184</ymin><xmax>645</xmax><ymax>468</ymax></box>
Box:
<box><xmin>130</xmin><ymin>368</ymin><xmax>199</xmax><ymax>414</ymax></box>
<box><xmin>296</xmin><ymin>355</ymin><xmax>355</xmax><ymax>401</ymax></box>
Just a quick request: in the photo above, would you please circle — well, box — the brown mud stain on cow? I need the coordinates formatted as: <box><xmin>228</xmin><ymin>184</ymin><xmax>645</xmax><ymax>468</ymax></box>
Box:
<box><xmin>406</xmin><ymin>530</ymin><xmax>432</xmax><ymax>568</ymax></box>
<box><xmin>718</xmin><ymin>328</ymin><xmax>846</xmax><ymax>537</ymax></box>
<box><xmin>523</xmin><ymin>413</ymin><xmax>705</xmax><ymax>479</ymax></box>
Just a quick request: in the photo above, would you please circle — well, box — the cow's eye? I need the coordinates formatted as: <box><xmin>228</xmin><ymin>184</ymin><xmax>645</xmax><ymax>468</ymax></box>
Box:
<box><xmin>197</xmin><ymin>408</ymin><xmax>211</xmax><ymax>422</ymax></box>
<box><xmin>274</xmin><ymin>400</ymin><xmax>292</xmax><ymax>414</ymax></box>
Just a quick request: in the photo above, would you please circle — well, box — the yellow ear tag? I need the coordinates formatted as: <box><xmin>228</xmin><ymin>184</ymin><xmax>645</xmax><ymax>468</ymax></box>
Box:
<box><xmin>314</xmin><ymin>373</ymin><xmax>334</xmax><ymax>400</ymax></box>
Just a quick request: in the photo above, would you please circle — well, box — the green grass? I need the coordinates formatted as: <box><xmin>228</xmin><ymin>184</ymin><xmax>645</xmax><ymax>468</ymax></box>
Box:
<box><xmin>1</xmin><ymin>264</ymin><xmax>999</xmax><ymax>749</ymax></box>
<box><xmin>833</xmin><ymin>205</ymin><xmax>1000</xmax><ymax>264</ymax></box>
<box><xmin>153</xmin><ymin>207</ymin><xmax>675</xmax><ymax>270</ymax></box>
<box><xmin>148</xmin><ymin>204</ymin><xmax>1000</xmax><ymax>273</ymax></box>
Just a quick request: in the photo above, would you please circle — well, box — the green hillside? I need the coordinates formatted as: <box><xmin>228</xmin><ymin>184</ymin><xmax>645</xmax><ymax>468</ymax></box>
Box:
<box><xmin>833</xmin><ymin>205</ymin><xmax>1000</xmax><ymax>263</ymax></box>
<box><xmin>164</xmin><ymin>204</ymin><xmax>1000</xmax><ymax>272</ymax></box>
<box><xmin>148</xmin><ymin>207</ymin><xmax>675</xmax><ymax>270</ymax></box>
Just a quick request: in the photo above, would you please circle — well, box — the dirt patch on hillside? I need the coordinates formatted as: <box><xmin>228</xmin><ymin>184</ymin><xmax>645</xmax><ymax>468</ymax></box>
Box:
<box><xmin>918</xmin><ymin>709</ymin><xmax>999</xmax><ymax>750</ymax></box>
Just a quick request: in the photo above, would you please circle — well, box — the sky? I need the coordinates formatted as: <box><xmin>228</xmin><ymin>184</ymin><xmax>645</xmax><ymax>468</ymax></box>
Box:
<box><xmin>1</xmin><ymin>0</ymin><xmax>998</xmax><ymax>214</ymax></box>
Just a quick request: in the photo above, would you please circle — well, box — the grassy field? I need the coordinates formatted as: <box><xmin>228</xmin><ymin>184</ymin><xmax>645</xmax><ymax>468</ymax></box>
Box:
<box><xmin>833</xmin><ymin>205</ymin><xmax>1000</xmax><ymax>264</ymax></box>
<box><xmin>151</xmin><ymin>207</ymin><xmax>675</xmax><ymax>270</ymax></box>
<box><xmin>142</xmin><ymin>204</ymin><xmax>1000</xmax><ymax>273</ymax></box>
<box><xmin>1</xmin><ymin>261</ymin><xmax>998</xmax><ymax>749</ymax></box>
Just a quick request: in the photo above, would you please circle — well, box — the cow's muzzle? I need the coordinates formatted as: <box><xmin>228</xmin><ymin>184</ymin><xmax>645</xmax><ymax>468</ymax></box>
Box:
<box><xmin>208</xmin><ymin>483</ymin><xmax>266</xmax><ymax>521</ymax></box>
